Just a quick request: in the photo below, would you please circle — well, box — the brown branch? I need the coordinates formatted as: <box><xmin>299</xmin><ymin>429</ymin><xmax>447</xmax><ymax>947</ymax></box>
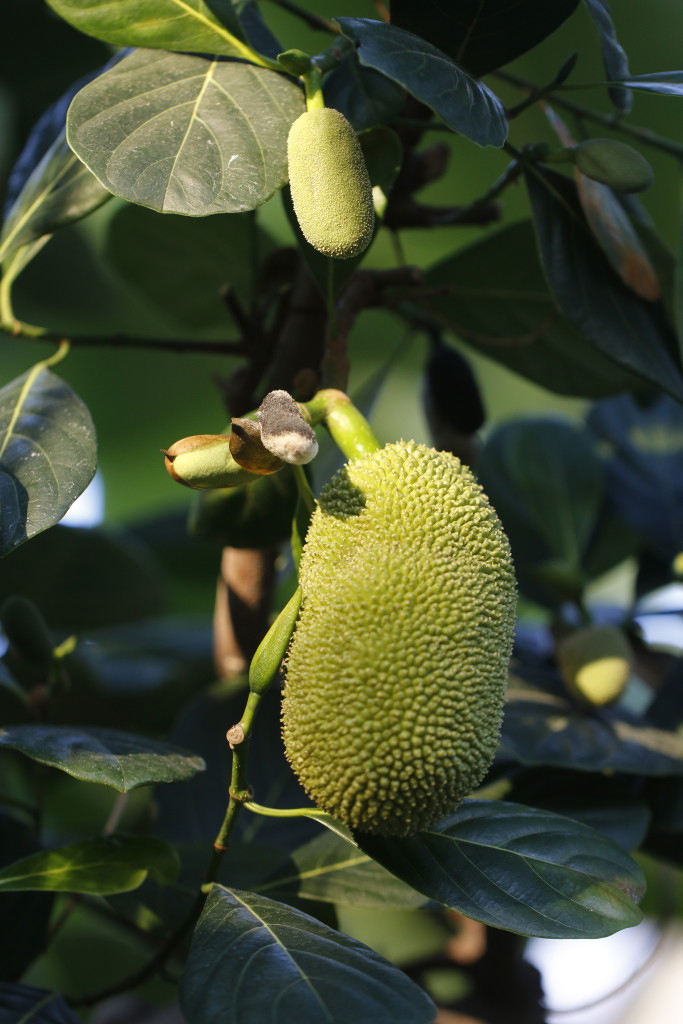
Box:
<box><xmin>9</xmin><ymin>331</ymin><xmax>246</xmax><ymax>357</ymax></box>
<box><xmin>213</xmin><ymin>547</ymin><xmax>278</xmax><ymax>679</ymax></box>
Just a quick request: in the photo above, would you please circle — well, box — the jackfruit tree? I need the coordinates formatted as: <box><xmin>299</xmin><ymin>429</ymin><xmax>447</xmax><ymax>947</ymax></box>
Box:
<box><xmin>3</xmin><ymin>1</ymin><xmax>683</xmax><ymax>1021</ymax></box>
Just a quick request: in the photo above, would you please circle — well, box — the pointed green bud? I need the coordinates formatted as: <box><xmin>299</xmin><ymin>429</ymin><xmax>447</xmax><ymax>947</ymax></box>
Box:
<box><xmin>249</xmin><ymin>587</ymin><xmax>303</xmax><ymax>695</ymax></box>
<box><xmin>229</xmin><ymin>418</ymin><xmax>286</xmax><ymax>475</ymax></box>
<box><xmin>557</xmin><ymin>625</ymin><xmax>632</xmax><ymax>707</ymax></box>
<box><xmin>277</xmin><ymin>49</ymin><xmax>312</xmax><ymax>76</ymax></box>
<box><xmin>163</xmin><ymin>435</ymin><xmax>255</xmax><ymax>490</ymax></box>
<box><xmin>572</xmin><ymin>138</ymin><xmax>654</xmax><ymax>193</ymax></box>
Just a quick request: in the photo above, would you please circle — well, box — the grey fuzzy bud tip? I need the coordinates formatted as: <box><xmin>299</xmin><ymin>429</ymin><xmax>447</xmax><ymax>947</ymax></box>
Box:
<box><xmin>258</xmin><ymin>390</ymin><xmax>318</xmax><ymax>465</ymax></box>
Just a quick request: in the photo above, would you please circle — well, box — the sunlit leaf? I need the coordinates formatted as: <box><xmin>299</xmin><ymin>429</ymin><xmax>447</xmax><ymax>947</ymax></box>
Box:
<box><xmin>0</xmin><ymin>366</ymin><xmax>96</xmax><ymax>556</ymax></box>
<box><xmin>358</xmin><ymin>800</ymin><xmax>644</xmax><ymax>938</ymax></box>
<box><xmin>336</xmin><ymin>18</ymin><xmax>507</xmax><ymax>147</ymax></box>
<box><xmin>67</xmin><ymin>49</ymin><xmax>304</xmax><ymax>215</ymax></box>
<box><xmin>0</xmin><ymin>724</ymin><xmax>205</xmax><ymax>791</ymax></box>
<box><xmin>180</xmin><ymin>886</ymin><xmax>436</xmax><ymax>1023</ymax></box>
<box><xmin>0</xmin><ymin>835</ymin><xmax>179</xmax><ymax>894</ymax></box>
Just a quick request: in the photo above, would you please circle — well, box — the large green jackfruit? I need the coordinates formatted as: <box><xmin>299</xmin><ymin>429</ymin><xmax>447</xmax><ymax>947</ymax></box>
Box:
<box><xmin>287</xmin><ymin>107</ymin><xmax>375</xmax><ymax>260</ymax></box>
<box><xmin>282</xmin><ymin>441</ymin><xmax>516</xmax><ymax>836</ymax></box>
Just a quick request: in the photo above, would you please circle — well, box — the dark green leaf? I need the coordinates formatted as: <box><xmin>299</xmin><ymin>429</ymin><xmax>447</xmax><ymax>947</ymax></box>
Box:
<box><xmin>0</xmin><ymin>367</ymin><xmax>96</xmax><ymax>556</ymax></box>
<box><xmin>526</xmin><ymin>166</ymin><xmax>683</xmax><ymax>401</ymax></box>
<box><xmin>0</xmin><ymin>725</ymin><xmax>205</xmax><ymax>791</ymax></box>
<box><xmin>420</xmin><ymin>220</ymin><xmax>645</xmax><ymax>398</ymax></box>
<box><xmin>336</xmin><ymin>18</ymin><xmax>507</xmax><ymax>147</ymax></box>
<box><xmin>46</xmin><ymin>0</ymin><xmax>255</xmax><ymax>57</ymax></box>
<box><xmin>257</xmin><ymin>831</ymin><xmax>426</xmax><ymax>908</ymax></box>
<box><xmin>323</xmin><ymin>54</ymin><xmax>406</xmax><ymax>132</ymax></box>
<box><xmin>0</xmin><ymin>815</ymin><xmax>54</xmax><ymax>981</ymax></box>
<box><xmin>0</xmin><ymin>834</ymin><xmax>179</xmax><ymax>894</ymax></box>
<box><xmin>0</xmin><ymin>983</ymin><xmax>80</xmax><ymax>1024</ymax></box>
<box><xmin>0</xmin><ymin>133</ymin><xmax>110</xmax><ymax>263</ymax></box>
<box><xmin>358</xmin><ymin>800</ymin><xmax>644</xmax><ymax>938</ymax></box>
<box><xmin>583</xmin><ymin>0</ymin><xmax>632</xmax><ymax>111</ymax></box>
<box><xmin>389</xmin><ymin>0</ymin><xmax>581</xmax><ymax>76</ymax></box>
<box><xmin>609</xmin><ymin>72</ymin><xmax>683</xmax><ymax>96</ymax></box>
<box><xmin>0</xmin><ymin>526</ymin><xmax>165</xmax><ymax>630</ymax></box>
<box><xmin>67</xmin><ymin>49</ymin><xmax>304</xmax><ymax>215</ymax></box>
<box><xmin>501</xmin><ymin>685</ymin><xmax>683</xmax><ymax>775</ymax></box>
<box><xmin>180</xmin><ymin>886</ymin><xmax>436</xmax><ymax>1023</ymax></box>
<box><xmin>106</xmin><ymin>204</ymin><xmax>272</xmax><ymax>329</ymax></box>
<box><xmin>189</xmin><ymin>463</ymin><xmax>301</xmax><ymax>547</ymax></box>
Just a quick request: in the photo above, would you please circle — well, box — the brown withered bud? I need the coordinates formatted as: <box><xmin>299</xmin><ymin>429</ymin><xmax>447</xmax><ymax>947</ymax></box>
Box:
<box><xmin>163</xmin><ymin>435</ymin><xmax>255</xmax><ymax>489</ymax></box>
<box><xmin>229</xmin><ymin>418</ymin><xmax>286</xmax><ymax>475</ymax></box>
<box><xmin>258</xmin><ymin>390</ymin><xmax>319</xmax><ymax>465</ymax></box>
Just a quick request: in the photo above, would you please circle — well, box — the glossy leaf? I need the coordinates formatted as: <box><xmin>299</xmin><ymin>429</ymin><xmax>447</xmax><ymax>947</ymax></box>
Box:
<box><xmin>180</xmin><ymin>885</ymin><xmax>436</xmax><ymax>1024</ymax></box>
<box><xmin>0</xmin><ymin>132</ymin><xmax>110</xmax><ymax>263</ymax></box>
<box><xmin>0</xmin><ymin>724</ymin><xmax>205</xmax><ymax>791</ymax></box>
<box><xmin>583</xmin><ymin>0</ymin><xmax>632</xmax><ymax>111</ymax></box>
<box><xmin>45</xmin><ymin>0</ymin><xmax>258</xmax><ymax>58</ymax></box>
<box><xmin>587</xmin><ymin>392</ymin><xmax>683</xmax><ymax>561</ymax></box>
<box><xmin>420</xmin><ymin>220</ymin><xmax>644</xmax><ymax>398</ymax></box>
<box><xmin>0</xmin><ymin>834</ymin><xmax>179</xmax><ymax>894</ymax></box>
<box><xmin>389</xmin><ymin>0</ymin><xmax>581</xmax><ymax>76</ymax></box>
<box><xmin>358</xmin><ymin>800</ymin><xmax>644</xmax><ymax>938</ymax></box>
<box><xmin>610</xmin><ymin>71</ymin><xmax>683</xmax><ymax>96</ymax></box>
<box><xmin>323</xmin><ymin>54</ymin><xmax>406</xmax><ymax>132</ymax></box>
<box><xmin>526</xmin><ymin>166</ymin><xmax>683</xmax><ymax>401</ymax></box>
<box><xmin>336</xmin><ymin>18</ymin><xmax>507</xmax><ymax>148</ymax></box>
<box><xmin>0</xmin><ymin>983</ymin><xmax>80</xmax><ymax>1024</ymax></box>
<box><xmin>257</xmin><ymin>831</ymin><xmax>426</xmax><ymax>909</ymax></box>
<box><xmin>0</xmin><ymin>366</ymin><xmax>96</xmax><ymax>556</ymax></box>
<box><xmin>501</xmin><ymin>685</ymin><xmax>683</xmax><ymax>775</ymax></box>
<box><xmin>67</xmin><ymin>49</ymin><xmax>304</xmax><ymax>216</ymax></box>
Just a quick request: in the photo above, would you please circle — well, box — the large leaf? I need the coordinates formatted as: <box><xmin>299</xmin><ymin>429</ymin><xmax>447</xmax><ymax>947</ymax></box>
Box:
<box><xmin>257</xmin><ymin>831</ymin><xmax>426</xmax><ymax>909</ymax></box>
<box><xmin>0</xmin><ymin>983</ymin><xmax>80</xmax><ymax>1024</ymax></box>
<box><xmin>583</xmin><ymin>0</ymin><xmax>632</xmax><ymax>111</ymax></box>
<box><xmin>358</xmin><ymin>800</ymin><xmax>644</xmax><ymax>939</ymax></box>
<box><xmin>419</xmin><ymin>220</ymin><xmax>645</xmax><ymax>398</ymax></box>
<box><xmin>0</xmin><ymin>132</ymin><xmax>110</xmax><ymax>264</ymax></box>
<box><xmin>336</xmin><ymin>18</ymin><xmax>507</xmax><ymax>147</ymax></box>
<box><xmin>0</xmin><ymin>835</ymin><xmax>178</xmax><ymax>894</ymax></box>
<box><xmin>526</xmin><ymin>166</ymin><xmax>683</xmax><ymax>401</ymax></box>
<box><xmin>45</xmin><ymin>0</ymin><xmax>260</xmax><ymax>59</ymax></box>
<box><xmin>0</xmin><ymin>724</ymin><xmax>205</xmax><ymax>791</ymax></box>
<box><xmin>323</xmin><ymin>54</ymin><xmax>406</xmax><ymax>133</ymax></box>
<box><xmin>501</xmin><ymin>684</ymin><xmax>683</xmax><ymax>776</ymax></box>
<box><xmin>0</xmin><ymin>366</ymin><xmax>96</xmax><ymax>556</ymax></box>
<box><xmin>67</xmin><ymin>49</ymin><xmax>304</xmax><ymax>216</ymax></box>
<box><xmin>180</xmin><ymin>886</ymin><xmax>436</xmax><ymax>1024</ymax></box>
<box><xmin>389</xmin><ymin>0</ymin><xmax>580</xmax><ymax>76</ymax></box>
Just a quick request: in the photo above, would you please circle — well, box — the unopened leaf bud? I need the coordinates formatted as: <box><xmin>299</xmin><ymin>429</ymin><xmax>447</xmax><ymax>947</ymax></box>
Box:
<box><xmin>163</xmin><ymin>435</ymin><xmax>255</xmax><ymax>490</ymax></box>
<box><xmin>572</xmin><ymin>138</ymin><xmax>654</xmax><ymax>193</ymax></box>
<box><xmin>229</xmin><ymin>418</ymin><xmax>285</xmax><ymax>475</ymax></box>
<box><xmin>258</xmin><ymin>390</ymin><xmax>319</xmax><ymax>465</ymax></box>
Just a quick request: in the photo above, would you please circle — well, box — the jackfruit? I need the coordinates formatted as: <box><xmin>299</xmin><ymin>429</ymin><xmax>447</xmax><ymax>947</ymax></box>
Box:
<box><xmin>281</xmin><ymin>441</ymin><xmax>516</xmax><ymax>836</ymax></box>
<box><xmin>557</xmin><ymin>625</ymin><xmax>632</xmax><ymax>707</ymax></box>
<box><xmin>287</xmin><ymin>107</ymin><xmax>375</xmax><ymax>260</ymax></box>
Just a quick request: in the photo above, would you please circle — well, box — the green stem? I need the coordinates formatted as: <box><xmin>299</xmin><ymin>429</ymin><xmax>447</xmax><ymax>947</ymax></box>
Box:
<box><xmin>293</xmin><ymin>463</ymin><xmax>315</xmax><ymax>515</ymax></box>
<box><xmin>302</xmin><ymin>67</ymin><xmax>325</xmax><ymax>110</ymax></box>
<box><xmin>212</xmin><ymin>689</ymin><xmax>262</xmax><ymax>852</ymax></box>
<box><xmin>305</xmin><ymin>389</ymin><xmax>381</xmax><ymax>460</ymax></box>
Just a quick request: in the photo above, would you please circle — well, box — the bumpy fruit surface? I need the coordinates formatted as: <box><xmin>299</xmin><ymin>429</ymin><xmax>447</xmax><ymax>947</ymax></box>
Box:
<box><xmin>573</xmin><ymin>138</ymin><xmax>653</xmax><ymax>193</ymax></box>
<box><xmin>557</xmin><ymin>625</ymin><xmax>632</xmax><ymax>707</ymax></box>
<box><xmin>282</xmin><ymin>441</ymin><xmax>516</xmax><ymax>836</ymax></box>
<box><xmin>287</xmin><ymin>107</ymin><xmax>374</xmax><ymax>259</ymax></box>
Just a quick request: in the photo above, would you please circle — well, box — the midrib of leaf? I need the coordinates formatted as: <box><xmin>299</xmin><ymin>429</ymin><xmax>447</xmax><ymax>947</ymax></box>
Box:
<box><xmin>0</xmin><ymin>152</ymin><xmax>80</xmax><ymax>264</ymax></box>
<box><xmin>256</xmin><ymin>854</ymin><xmax>371</xmax><ymax>894</ymax></box>
<box><xmin>227</xmin><ymin>889</ymin><xmax>335</xmax><ymax>1021</ymax></box>
<box><xmin>17</xmin><ymin>992</ymin><xmax>59</xmax><ymax>1024</ymax></box>
<box><xmin>0</xmin><ymin>364</ymin><xmax>46</xmax><ymax>462</ymax></box>
<box><xmin>456</xmin><ymin>0</ymin><xmax>486</xmax><ymax>65</ymax></box>
<box><xmin>0</xmin><ymin>857</ymin><xmax>139</xmax><ymax>887</ymax></box>
<box><xmin>166</xmin><ymin>58</ymin><xmax>217</xmax><ymax>204</ymax></box>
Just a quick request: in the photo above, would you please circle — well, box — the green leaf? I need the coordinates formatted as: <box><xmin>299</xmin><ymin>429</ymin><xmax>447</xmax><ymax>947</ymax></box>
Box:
<box><xmin>45</xmin><ymin>0</ymin><xmax>265</xmax><ymax>61</ymax></box>
<box><xmin>67</xmin><ymin>49</ymin><xmax>304</xmax><ymax>216</ymax></box>
<box><xmin>0</xmin><ymin>366</ymin><xmax>96</xmax><ymax>556</ymax></box>
<box><xmin>257</xmin><ymin>831</ymin><xmax>426</xmax><ymax>909</ymax></box>
<box><xmin>0</xmin><ymin>132</ymin><xmax>111</xmax><ymax>264</ymax></box>
<box><xmin>526</xmin><ymin>166</ymin><xmax>683</xmax><ymax>401</ymax></box>
<box><xmin>180</xmin><ymin>886</ymin><xmax>436</xmax><ymax>1023</ymax></box>
<box><xmin>189</xmin><ymin>464</ymin><xmax>300</xmax><ymax>547</ymax></box>
<box><xmin>583</xmin><ymin>0</ymin><xmax>633</xmax><ymax>111</ymax></box>
<box><xmin>420</xmin><ymin>220</ymin><xmax>645</xmax><ymax>398</ymax></box>
<box><xmin>0</xmin><ymin>983</ymin><xmax>80</xmax><ymax>1023</ymax></box>
<box><xmin>358</xmin><ymin>800</ymin><xmax>644</xmax><ymax>938</ymax></box>
<box><xmin>0</xmin><ymin>725</ymin><xmax>205</xmax><ymax>791</ymax></box>
<box><xmin>501</xmin><ymin>684</ymin><xmax>683</xmax><ymax>776</ymax></box>
<box><xmin>0</xmin><ymin>834</ymin><xmax>179</xmax><ymax>894</ymax></box>
<box><xmin>323</xmin><ymin>54</ymin><xmax>406</xmax><ymax>132</ymax></box>
<box><xmin>389</xmin><ymin>0</ymin><xmax>581</xmax><ymax>76</ymax></box>
<box><xmin>0</xmin><ymin>814</ymin><xmax>54</xmax><ymax>981</ymax></box>
<box><xmin>335</xmin><ymin>18</ymin><xmax>507</xmax><ymax>148</ymax></box>
<box><xmin>608</xmin><ymin>72</ymin><xmax>683</xmax><ymax>96</ymax></box>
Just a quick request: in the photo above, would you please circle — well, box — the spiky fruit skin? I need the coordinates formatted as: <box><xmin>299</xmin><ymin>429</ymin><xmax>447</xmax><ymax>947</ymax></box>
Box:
<box><xmin>557</xmin><ymin>625</ymin><xmax>632</xmax><ymax>707</ymax></box>
<box><xmin>282</xmin><ymin>441</ymin><xmax>516</xmax><ymax>837</ymax></box>
<box><xmin>287</xmin><ymin>108</ymin><xmax>374</xmax><ymax>259</ymax></box>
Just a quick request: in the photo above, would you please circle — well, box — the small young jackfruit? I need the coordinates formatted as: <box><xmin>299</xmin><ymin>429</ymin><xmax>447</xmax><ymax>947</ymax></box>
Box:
<box><xmin>557</xmin><ymin>625</ymin><xmax>632</xmax><ymax>707</ymax></box>
<box><xmin>287</xmin><ymin>107</ymin><xmax>375</xmax><ymax>260</ymax></box>
<box><xmin>282</xmin><ymin>441</ymin><xmax>516</xmax><ymax>837</ymax></box>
